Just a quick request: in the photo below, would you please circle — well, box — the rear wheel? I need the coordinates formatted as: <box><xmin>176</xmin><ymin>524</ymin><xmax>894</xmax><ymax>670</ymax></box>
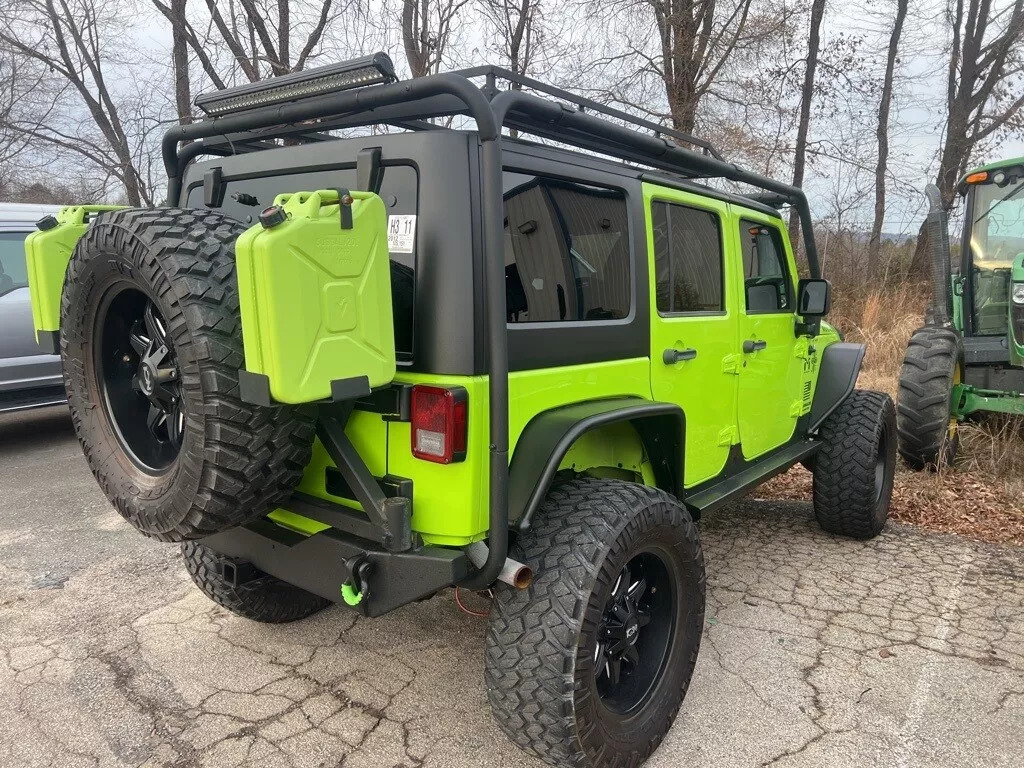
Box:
<box><xmin>182</xmin><ymin>542</ymin><xmax>330</xmax><ymax>623</ymax></box>
<box><xmin>897</xmin><ymin>326</ymin><xmax>961</xmax><ymax>470</ymax></box>
<box><xmin>61</xmin><ymin>208</ymin><xmax>315</xmax><ymax>541</ymax></box>
<box><xmin>485</xmin><ymin>478</ymin><xmax>705</xmax><ymax>768</ymax></box>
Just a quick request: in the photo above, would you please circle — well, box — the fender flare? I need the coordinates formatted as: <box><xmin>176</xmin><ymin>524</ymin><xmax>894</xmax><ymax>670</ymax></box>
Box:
<box><xmin>508</xmin><ymin>398</ymin><xmax>685</xmax><ymax>531</ymax></box>
<box><xmin>808</xmin><ymin>342</ymin><xmax>866</xmax><ymax>432</ymax></box>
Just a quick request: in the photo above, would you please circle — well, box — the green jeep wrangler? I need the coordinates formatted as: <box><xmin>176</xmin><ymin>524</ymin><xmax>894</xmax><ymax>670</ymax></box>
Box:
<box><xmin>26</xmin><ymin>54</ymin><xmax>895</xmax><ymax>768</ymax></box>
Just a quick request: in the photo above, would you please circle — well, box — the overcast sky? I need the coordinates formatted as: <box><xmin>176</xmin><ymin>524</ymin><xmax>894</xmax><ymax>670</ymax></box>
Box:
<box><xmin>105</xmin><ymin>0</ymin><xmax>1024</xmax><ymax>235</ymax></box>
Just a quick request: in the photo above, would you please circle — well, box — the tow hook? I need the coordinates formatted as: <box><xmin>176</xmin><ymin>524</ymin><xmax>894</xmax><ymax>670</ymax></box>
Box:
<box><xmin>341</xmin><ymin>556</ymin><xmax>374</xmax><ymax>608</ymax></box>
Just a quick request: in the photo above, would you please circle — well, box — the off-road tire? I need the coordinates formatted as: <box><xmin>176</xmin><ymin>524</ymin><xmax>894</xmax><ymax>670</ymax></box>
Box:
<box><xmin>897</xmin><ymin>326</ymin><xmax>961</xmax><ymax>470</ymax></box>
<box><xmin>61</xmin><ymin>208</ymin><xmax>315</xmax><ymax>541</ymax></box>
<box><xmin>181</xmin><ymin>541</ymin><xmax>330</xmax><ymax>622</ymax></box>
<box><xmin>485</xmin><ymin>478</ymin><xmax>705</xmax><ymax>768</ymax></box>
<box><xmin>813</xmin><ymin>389</ymin><xmax>896</xmax><ymax>539</ymax></box>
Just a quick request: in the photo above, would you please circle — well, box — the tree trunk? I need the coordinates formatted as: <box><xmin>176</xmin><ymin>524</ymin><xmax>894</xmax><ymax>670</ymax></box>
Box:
<box><xmin>868</xmin><ymin>0</ymin><xmax>908</xmax><ymax>279</ymax></box>
<box><xmin>169</xmin><ymin>0</ymin><xmax>192</xmax><ymax>125</ymax></box>
<box><xmin>402</xmin><ymin>0</ymin><xmax>428</xmax><ymax>78</ymax></box>
<box><xmin>788</xmin><ymin>0</ymin><xmax>826</xmax><ymax>249</ymax></box>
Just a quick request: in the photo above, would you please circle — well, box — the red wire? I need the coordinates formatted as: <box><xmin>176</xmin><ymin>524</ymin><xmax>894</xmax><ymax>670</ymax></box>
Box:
<box><xmin>454</xmin><ymin>587</ymin><xmax>491</xmax><ymax>617</ymax></box>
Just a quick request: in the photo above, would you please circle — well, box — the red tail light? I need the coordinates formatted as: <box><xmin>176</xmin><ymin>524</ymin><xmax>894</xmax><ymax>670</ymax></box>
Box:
<box><xmin>410</xmin><ymin>385</ymin><xmax>468</xmax><ymax>463</ymax></box>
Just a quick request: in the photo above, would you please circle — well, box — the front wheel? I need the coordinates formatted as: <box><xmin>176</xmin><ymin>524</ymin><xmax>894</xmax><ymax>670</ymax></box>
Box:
<box><xmin>485</xmin><ymin>478</ymin><xmax>705</xmax><ymax>768</ymax></box>
<box><xmin>813</xmin><ymin>389</ymin><xmax>896</xmax><ymax>539</ymax></box>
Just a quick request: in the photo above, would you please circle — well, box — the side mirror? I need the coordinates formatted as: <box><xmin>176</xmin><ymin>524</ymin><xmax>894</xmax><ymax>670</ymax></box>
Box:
<box><xmin>797</xmin><ymin>278</ymin><xmax>831</xmax><ymax>316</ymax></box>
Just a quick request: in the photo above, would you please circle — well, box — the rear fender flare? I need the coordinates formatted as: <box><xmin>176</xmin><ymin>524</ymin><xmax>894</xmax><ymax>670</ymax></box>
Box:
<box><xmin>508</xmin><ymin>398</ymin><xmax>685</xmax><ymax>531</ymax></box>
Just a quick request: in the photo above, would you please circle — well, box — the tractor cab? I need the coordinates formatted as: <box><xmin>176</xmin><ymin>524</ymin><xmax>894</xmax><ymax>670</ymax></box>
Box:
<box><xmin>956</xmin><ymin>159</ymin><xmax>1024</xmax><ymax>369</ymax></box>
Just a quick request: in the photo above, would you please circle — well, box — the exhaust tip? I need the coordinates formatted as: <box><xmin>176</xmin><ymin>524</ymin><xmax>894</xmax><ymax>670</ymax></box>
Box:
<box><xmin>512</xmin><ymin>566</ymin><xmax>534</xmax><ymax>590</ymax></box>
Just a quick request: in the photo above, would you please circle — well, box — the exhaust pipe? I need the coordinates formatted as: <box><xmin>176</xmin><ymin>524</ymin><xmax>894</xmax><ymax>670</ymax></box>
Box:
<box><xmin>466</xmin><ymin>542</ymin><xmax>533</xmax><ymax>590</ymax></box>
<box><xmin>924</xmin><ymin>184</ymin><xmax>953</xmax><ymax>327</ymax></box>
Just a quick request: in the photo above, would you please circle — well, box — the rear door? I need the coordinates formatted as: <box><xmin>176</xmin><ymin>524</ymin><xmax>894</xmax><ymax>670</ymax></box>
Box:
<box><xmin>734</xmin><ymin>213</ymin><xmax>804</xmax><ymax>458</ymax></box>
<box><xmin>645</xmin><ymin>183</ymin><xmax>739</xmax><ymax>487</ymax></box>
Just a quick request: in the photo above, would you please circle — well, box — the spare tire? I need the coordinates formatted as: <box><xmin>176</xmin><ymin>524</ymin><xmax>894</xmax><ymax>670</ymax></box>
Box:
<box><xmin>60</xmin><ymin>208</ymin><xmax>315</xmax><ymax>541</ymax></box>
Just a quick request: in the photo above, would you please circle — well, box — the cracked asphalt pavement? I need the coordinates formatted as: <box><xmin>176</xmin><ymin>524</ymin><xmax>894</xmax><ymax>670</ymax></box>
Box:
<box><xmin>1</xmin><ymin>405</ymin><xmax>1023</xmax><ymax>768</ymax></box>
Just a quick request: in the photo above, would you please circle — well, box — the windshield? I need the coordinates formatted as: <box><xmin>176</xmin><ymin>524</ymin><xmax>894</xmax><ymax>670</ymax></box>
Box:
<box><xmin>0</xmin><ymin>231</ymin><xmax>30</xmax><ymax>298</ymax></box>
<box><xmin>968</xmin><ymin>179</ymin><xmax>1024</xmax><ymax>335</ymax></box>
<box><xmin>971</xmin><ymin>179</ymin><xmax>1024</xmax><ymax>263</ymax></box>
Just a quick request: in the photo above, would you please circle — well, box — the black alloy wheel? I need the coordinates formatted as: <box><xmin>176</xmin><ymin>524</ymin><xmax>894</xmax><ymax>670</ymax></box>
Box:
<box><xmin>486</xmin><ymin>478</ymin><xmax>705</xmax><ymax>768</ymax></box>
<box><xmin>594</xmin><ymin>551</ymin><xmax>676</xmax><ymax>715</ymax></box>
<box><xmin>95</xmin><ymin>286</ymin><xmax>184</xmax><ymax>473</ymax></box>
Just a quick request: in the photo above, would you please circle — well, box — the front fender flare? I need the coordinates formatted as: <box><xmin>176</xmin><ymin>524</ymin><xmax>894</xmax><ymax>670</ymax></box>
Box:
<box><xmin>808</xmin><ymin>342</ymin><xmax>866</xmax><ymax>432</ymax></box>
<box><xmin>508</xmin><ymin>398</ymin><xmax>685</xmax><ymax>531</ymax></box>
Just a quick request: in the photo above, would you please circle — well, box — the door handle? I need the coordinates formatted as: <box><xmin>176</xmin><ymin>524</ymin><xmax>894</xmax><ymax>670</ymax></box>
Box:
<box><xmin>742</xmin><ymin>339</ymin><xmax>768</xmax><ymax>353</ymax></box>
<box><xmin>663</xmin><ymin>347</ymin><xmax>698</xmax><ymax>364</ymax></box>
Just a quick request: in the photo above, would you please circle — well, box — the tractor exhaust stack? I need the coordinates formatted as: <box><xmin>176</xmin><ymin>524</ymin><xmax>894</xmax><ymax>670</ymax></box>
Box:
<box><xmin>924</xmin><ymin>184</ymin><xmax>953</xmax><ymax>328</ymax></box>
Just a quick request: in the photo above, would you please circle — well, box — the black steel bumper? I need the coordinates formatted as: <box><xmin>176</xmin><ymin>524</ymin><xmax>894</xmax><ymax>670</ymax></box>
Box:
<box><xmin>202</xmin><ymin>519</ymin><xmax>470</xmax><ymax>618</ymax></box>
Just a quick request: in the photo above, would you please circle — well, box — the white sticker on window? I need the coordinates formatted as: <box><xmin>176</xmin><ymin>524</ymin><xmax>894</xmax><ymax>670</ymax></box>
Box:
<box><xmin>387</xmin><ymin>214</ymin><xmax>416</xmax><ymax>254</ymax></box>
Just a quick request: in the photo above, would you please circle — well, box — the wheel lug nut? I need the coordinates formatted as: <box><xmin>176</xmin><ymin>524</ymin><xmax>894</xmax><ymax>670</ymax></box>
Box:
<box><xmin>122</xmin><ymin>354</ymin><xmax>131</xmax><ymax>363</ymax></box>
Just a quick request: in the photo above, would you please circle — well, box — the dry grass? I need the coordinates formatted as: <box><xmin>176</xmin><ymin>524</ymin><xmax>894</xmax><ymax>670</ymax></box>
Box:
<box><xmin>760</xmin><ymin>283</ymin><xmax>1024</xmax><ymax>547</ymax></box>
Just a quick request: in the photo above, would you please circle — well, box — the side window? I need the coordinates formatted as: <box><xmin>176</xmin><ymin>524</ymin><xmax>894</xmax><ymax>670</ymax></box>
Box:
<box><xmin>503</xmin><ymin>172</ymin><xmax>630</xmax><ymax>323</ymax></box>
<box><xmin>739</xmin><ymin>219</ymin><xmax>791</xmax><ymax>313</ymax></box>
<box><xmin>0</xmin><ymin>232</ymin><xmax>29</xmax><ymax>297</ymax></box>
<box><xmin>651</xmin><ymin>201</ymin><xmax>723</xmax><ymax>313</ymax></box>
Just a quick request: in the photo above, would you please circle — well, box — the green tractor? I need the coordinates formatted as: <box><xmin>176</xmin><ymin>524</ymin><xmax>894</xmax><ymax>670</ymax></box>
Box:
<box><xmin>898</xmin><ymin>158</ymin><xmax>1024</xmax><ymax>469</ymax></box>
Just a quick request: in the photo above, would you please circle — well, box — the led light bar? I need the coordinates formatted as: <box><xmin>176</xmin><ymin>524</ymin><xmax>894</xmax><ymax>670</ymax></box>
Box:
<box><xmin>194</xmin><ymin>53</ymin><xmax>397</xmax><ymax>116</ymax></box>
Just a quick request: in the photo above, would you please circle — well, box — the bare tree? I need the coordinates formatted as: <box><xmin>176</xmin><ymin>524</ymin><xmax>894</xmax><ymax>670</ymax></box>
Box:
<box><xmin>166</xmin><ymin>0</ymin><xmax>193</xmax><ymax>126</ymax></box>
<box><xmin>401</xmin><ymin>0</ymin><xmax>471</xmax><ymax>77</ymax></box>
<box><xmin>910</xmin><ymin>0</ymin><xmax>1024</xmax><ymax>274</ymax></box>
<box><xmin>868</xmin><ymin>0</ymin><xmax>909</xmax><ymax>278</ymax></box>
<box><xmin>478</xmin><ymin>0</ymin><xmax>544</xmax><ymax>81</ymax></box>
<box><xmin>0</xmin><ymin>0</ymin><xmax>160</xmax><ymax>205</ymax></box>
<box><xmin>152</xmin><ymin>0</ymin><xmax>349</xmax><ymax>124</ymax></box>
<box><xmin>787</xmin><ymin>0</ymin><xmax>827</xmax><ymax>248</ymax></box>
<box><xmin>580</xmin><ymin>0</ymin><xmax>781</xmax><ymax>138</ymax></box>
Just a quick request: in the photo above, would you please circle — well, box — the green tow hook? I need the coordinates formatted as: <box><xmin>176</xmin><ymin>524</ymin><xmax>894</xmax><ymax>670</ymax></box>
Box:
<box><xmin>341</xmin><ymin>582</ymin><xmax>363</xmax><ymax>607</ymax></box>
<box><xmin>341</xmin><ymin>556</ymin><xmax>373</xmax><ymax>609</ymax></box>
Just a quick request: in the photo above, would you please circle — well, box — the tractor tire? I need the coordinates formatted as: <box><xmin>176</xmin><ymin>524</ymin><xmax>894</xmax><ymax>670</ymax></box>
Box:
<box><xmin>897</xmin><ymin>326</ymin><xmax>961</xmax><ymax>470</ymax></box>
<box><xmin>61</xmin><ymin>208</ymin><xmax>315</xmax><ymax>541</ymax></box>
<box><xmin>182</xmin><ymin>542</ymin><xmax>330</xmax><ymax>622</ymax></box>
<box><xmin>812</xmin><ymin>389</ymin><xmax>896</xmax><ymax>539</ymax></box>
<box><xmin>485</xmin><ymin>478</ymin><xmax>705</xmax><ymax>768</ymax></box>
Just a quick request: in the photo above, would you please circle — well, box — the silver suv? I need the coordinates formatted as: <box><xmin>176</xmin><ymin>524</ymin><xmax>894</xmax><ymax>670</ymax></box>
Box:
<box><xmin>0</xmin><ymin>203</ymin><xmax>66</xmax><ymax>413</ymax></box>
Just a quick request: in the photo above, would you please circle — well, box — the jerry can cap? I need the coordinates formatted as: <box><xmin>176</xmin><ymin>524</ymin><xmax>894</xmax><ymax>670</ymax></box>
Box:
<box><xmin>36</xmin><ymin>215</ymin><xmax>59</xmax><ymax>231</ymax></box>
<box><xmin>258</xmin><ymin>205</ymin><xmax>288</xmax><ymax>229</ymax></box>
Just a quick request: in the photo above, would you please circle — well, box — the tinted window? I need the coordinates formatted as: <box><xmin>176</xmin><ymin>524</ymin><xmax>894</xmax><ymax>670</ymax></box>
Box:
<box><xmin>0</xmin><ymin>232</ymin><xmax>29</xmax><ymax>297</ymax></box>
<box><xmin>651</xmin><ymin>202</ymin><xmax>723</xmax><ymax>313</ymax></box>
<box><xmin>185</xmin><ymin>165</ymin><xmax>418</xmax><ymax>359</ymax></box>
<box><xmin>739</xmin><ymin>219</ymin><xmax>791</xmax><ymax>312</ymax></box>
<box><xmin>503</xmin><ymin>173</ymin><xmax>630</xmax><ymax>323</ymax></box>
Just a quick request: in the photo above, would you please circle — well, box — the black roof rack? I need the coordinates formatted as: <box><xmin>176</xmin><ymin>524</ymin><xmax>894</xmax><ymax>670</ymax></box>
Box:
<box><xmin>455</xmin><ymin>66</ymin><xmax>725</xmax><ymax>161</ymax></box>
<box><xmin>192</xmin><ymin>66</ymin><xmax>724</xmax><ymax>172</ymax></box>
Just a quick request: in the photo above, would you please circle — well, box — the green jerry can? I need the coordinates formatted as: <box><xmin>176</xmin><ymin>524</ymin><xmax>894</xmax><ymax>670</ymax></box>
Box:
<box><xmin>234</xmin><ymin>189</ymin><xmax>396</xmax><ymax>405</ymax></box>
<box><xmin>24</xmin><ymin>205</ymin><xmax>127</xmax><ymax>353</ymax></box>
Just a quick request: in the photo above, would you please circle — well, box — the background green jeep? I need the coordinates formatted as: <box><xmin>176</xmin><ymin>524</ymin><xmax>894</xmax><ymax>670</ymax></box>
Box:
<box><xmin>26</xmin><ymin>54</ymin><xmax>896</xmax><ymax>768</ymax></box>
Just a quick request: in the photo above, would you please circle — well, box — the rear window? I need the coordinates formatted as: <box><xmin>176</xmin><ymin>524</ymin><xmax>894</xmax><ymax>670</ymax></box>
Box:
<box><xmin>503</xmin><ymin>172</ymin><xmax>630</xmax><ymax>323</ymax></box>
<box><xmin>0</xmin><ymin>232</ymin><xmax>29</xmax><ymax>298</ymax></box>
<box><xmin>185</xmin><ymin>164</ymin><xmax>418</xmax><ymax>361</ymax></box>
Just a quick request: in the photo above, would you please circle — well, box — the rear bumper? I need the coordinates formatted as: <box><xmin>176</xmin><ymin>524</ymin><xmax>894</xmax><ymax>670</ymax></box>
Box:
<box><xmin>201</xmin><ymin>518</ymin><xmax>470</xmax><ymax>617</ymax></box>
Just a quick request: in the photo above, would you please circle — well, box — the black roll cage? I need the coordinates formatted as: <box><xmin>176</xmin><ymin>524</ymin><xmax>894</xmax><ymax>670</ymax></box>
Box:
<box><xmin>162</xmin><ymin>65</ymin><xmax>823</xmax><ymax>590</ymax></box>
